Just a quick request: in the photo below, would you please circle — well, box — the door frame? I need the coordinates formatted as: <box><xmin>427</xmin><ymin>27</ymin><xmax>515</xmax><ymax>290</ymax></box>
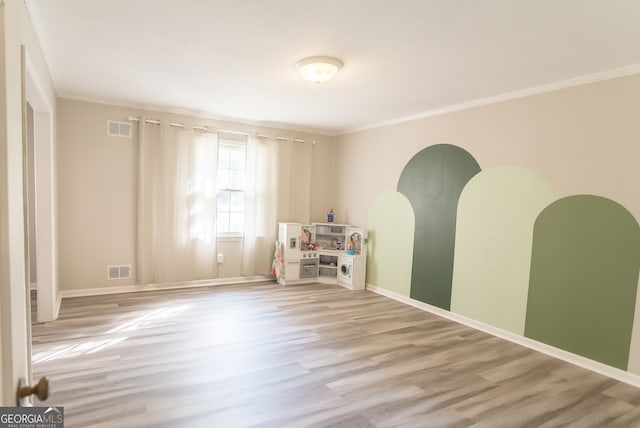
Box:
<box><xmin>25</xmin><ymin>52</ymin><xmax>57</xmax><ymax>323</ymax></box>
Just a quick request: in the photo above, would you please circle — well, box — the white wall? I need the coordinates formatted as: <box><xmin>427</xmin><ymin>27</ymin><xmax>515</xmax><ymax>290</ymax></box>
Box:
<box><xmin>56</xmin><ymin>98</ymin><xmax>334</xmax><ymax>292</ymax></box>
<box><xmin>57</xmin><ymin>100</ymin><xmax>138</xmax><ymax>291</ymax></box>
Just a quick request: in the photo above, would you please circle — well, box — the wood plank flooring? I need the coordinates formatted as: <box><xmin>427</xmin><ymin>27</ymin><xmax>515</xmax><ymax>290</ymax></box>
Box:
<box><xmin>31</xmin><ymin>282</ymin><xmax>640</xmax><ymax>427</ymax></box>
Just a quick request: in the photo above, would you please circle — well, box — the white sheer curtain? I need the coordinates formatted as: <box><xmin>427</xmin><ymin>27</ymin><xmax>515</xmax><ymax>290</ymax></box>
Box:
<box><xmin>137</xmin><ymin>120</ymin><xmax>218</xmax><ymax>285</ymax></box>
<box><xmin>241</xmin><ymin>137</ymin><xmax>312</xmax><ymax>276</ymax></box>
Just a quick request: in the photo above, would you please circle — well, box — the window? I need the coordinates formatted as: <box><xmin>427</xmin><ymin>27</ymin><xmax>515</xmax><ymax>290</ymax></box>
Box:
<box><xmin>216</xmin><ymin>139</ymin><xmax>246</xmax><ymax>236</ymax></box>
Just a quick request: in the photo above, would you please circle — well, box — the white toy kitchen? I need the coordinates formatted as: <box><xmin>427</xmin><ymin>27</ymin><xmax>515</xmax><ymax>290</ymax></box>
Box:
<box><xmin>276</xmin><ymin>222</ymin><xmax>368</xmax><ymax>290</ymax></box>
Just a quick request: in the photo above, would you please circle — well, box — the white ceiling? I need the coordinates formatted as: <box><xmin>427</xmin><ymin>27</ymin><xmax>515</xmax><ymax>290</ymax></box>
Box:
<box><xmin>27</xmin><ymin>0</ymin><xmax>640</xmax><ymax>135</ymax></box>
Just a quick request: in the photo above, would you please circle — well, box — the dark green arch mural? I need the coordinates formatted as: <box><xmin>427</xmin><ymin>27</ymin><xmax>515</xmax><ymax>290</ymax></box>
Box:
<box><xmin>525</xmin><ymin>195</ymin><xmax>640</xmax><ymax>370</ymax></box>
<box><xmin>397</xmin><ymin>144</ymin><xmax>481</xmax><ymax>310</ymax></box>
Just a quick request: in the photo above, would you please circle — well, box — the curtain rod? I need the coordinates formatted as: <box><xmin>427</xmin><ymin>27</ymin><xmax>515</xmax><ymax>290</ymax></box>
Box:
<box><xmin>218</xmin><ymin>129</ymin><xmax>251</xmax><ymax>137</ymax></box>
<box><xmin>127</xmin><ymin>116</ymin><xmax>314</xmax><ymax>144</ymax></box>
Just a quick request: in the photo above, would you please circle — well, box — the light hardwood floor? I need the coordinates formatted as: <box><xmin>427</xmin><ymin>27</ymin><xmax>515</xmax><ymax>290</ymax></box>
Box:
<box><xmin>31</xmin><ymin>283</ymin><xmax>640</xmax><ymax>427</ymax></box>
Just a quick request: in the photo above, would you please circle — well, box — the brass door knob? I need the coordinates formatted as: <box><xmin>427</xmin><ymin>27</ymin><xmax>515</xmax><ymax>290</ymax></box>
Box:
<box><xmin>18</xmin><ymin>376</ymin><xmax>49</xmax><ymax>402</ymax></box>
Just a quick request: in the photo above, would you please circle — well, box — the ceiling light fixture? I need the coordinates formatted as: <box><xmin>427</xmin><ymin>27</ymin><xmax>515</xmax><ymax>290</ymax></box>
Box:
<box><xmin>294</xmin><ymin>56</ymin><xmax>343</xmax><ymax>83</ymax></box>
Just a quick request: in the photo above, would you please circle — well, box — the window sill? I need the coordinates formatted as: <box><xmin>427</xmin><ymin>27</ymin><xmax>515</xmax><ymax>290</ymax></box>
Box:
<box><xmin>217</xmin><ymin>235</ymin><xmax>243</xmax><ymax>242</ymax></box>
<box><xmin>216</xmin><ymin>235</ymin><xmax>269</xmax><ymax>243</ymax></box>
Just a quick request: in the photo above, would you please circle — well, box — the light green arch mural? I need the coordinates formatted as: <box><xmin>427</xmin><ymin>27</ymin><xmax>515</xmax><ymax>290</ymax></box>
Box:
<box><xmin>451</xmin><ymin>166</ymin><xmax>554</xmax><ymax>334</ymax></box>
<box><xmin>367</xmin><ymin>191</ymin><xmax>415</xmax><ymax>297</ymax></box>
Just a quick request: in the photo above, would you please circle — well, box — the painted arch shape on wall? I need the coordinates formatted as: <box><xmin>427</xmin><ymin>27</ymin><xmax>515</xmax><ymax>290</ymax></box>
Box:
<box><xmin>450</xmin><ymin>166</ymin><xmax>555</xmax><ymax>335</ymax></box>
<box><xmin>525</xmin><ymin>195</ymin><xmax>640</xmax><ymax>370</ymax></box>
<box><xmin>367</xmin><ymin>191</ymin><xmax>415</xmax><ymax>297</ymax></box>
<box><xmin>397</xmin><ymin>144</ymin><xmax>481</xmax><ymax>310</ymax></box>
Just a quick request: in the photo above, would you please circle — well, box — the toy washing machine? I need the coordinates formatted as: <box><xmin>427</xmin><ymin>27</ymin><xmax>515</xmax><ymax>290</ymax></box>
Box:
<box><xmin>338</xmin><ymin>254</ymin><xmax>354</xmax><ymax>287</ymax></box>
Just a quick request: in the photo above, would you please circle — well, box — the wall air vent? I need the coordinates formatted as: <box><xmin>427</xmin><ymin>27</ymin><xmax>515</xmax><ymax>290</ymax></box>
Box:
<box><xmin>107</xmin><ymin>265</ymin><xmax>132</xmax><ymax>280</ymax></box>
<box><xmin>107</xmin><ymin>120</ymin><xmax>132</xmax><ymax>138</ymax></box>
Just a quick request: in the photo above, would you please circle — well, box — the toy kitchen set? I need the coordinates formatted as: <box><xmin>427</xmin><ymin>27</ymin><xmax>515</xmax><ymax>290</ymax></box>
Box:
<box><xmin>276</xmin><ymin>222</ymin><xmax>368</xmax><ymax>290</ymax></box>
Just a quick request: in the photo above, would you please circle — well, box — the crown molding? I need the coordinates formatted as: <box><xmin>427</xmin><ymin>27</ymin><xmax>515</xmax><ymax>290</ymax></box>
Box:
<box><xmin>341</xmin><ymin>64</ymin><xmax>640</xmax><ymax>136</ymax></box>
<box><xmin>58</xmin><ymin>92</ymin><xmax>338</xmax><ymax>137</ymax></box>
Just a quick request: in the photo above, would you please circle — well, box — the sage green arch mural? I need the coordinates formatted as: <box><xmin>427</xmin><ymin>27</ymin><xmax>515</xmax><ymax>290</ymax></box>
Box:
<box><xmin>367</xmin><ymin>191</ymin><xmax>415</xmax><ymax>297</ymax></box>
<box><xmin>525</xmin><ymin>195</ymin><xmax>640</xmax><ymax>370</ymax></box>
<box><xmin>397</xmin><ymin>144</ymin><xmax>481</xmax><ymax>310</ymax></box>
<box><xmin>450</xmin><ymin>166</ymin><xmax>555</xmax><ymax>334</ymax></box>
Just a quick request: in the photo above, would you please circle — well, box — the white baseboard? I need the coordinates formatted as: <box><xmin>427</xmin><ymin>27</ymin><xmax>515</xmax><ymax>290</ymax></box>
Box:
<box><xmin>59</xmin><ymin>275</ymin><xmax>273</xmax><ymax>299</ymax></box>
<box><xmin>366</xmin><ymin>283</ymin><xmax>640</xmax><ymax>389</ymax></box>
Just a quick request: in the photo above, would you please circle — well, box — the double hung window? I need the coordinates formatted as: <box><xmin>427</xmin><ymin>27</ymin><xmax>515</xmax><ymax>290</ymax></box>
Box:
<box><xmin>216</xmin><ymin>139</ymin><xmax>246</xmax><ymax>236</ymax></box>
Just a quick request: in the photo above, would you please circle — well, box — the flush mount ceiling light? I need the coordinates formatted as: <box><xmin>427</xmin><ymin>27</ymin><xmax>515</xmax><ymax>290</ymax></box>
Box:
<box><xmin>294</xmin><ymin>56</ymin><xmax>343</xmax><ymax>83</ymax></box>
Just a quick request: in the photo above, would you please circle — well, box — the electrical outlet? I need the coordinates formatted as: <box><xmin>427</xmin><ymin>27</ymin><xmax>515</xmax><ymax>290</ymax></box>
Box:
<box><xmin>217</xmin><ymin>253</ymin><xmax>224</xmax><ymax>264</ymax></box>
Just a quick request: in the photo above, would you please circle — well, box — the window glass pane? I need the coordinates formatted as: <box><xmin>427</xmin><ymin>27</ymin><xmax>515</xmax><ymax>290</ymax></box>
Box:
<box><xmin>217</xmin><ymin>170</ymin><xmax>245</xmax><ymax>190</ymax></box>
<box><xmin>218</xmin><ymin>148</ymin><xmax>230</xmax><ymax>169</ymax></box>
<box><xmin>230</xmin><ymin>191</ymin><xmax>245</xmax><ymax>211</ymax></box>
<box><xmin>229</xmin><ymin>212</ymin><xmax>244</xmax><ymax>233</ymax></box>
<box><xmin>229</xmin><ymin>147</ymin><xmax>245</xmax><ymax>170</ymax></box>
<box><xmin>216</xmin><ymin>191</ymin><xmax>230</xmax><ymax>210</ymax></box>
<box><xmin>227</xmin><ymin>170</ymin><xmax>245</xmax><ymax>189</ymax></box>
<box><xmin>216</xmin><ymin>172</ymin><xmax>229</xmax><ymax>190</ymax></box>
<box><xmin>217</xmin><ymin>212</ymin><xmax>229</xmax><ymax>234</ymax></box>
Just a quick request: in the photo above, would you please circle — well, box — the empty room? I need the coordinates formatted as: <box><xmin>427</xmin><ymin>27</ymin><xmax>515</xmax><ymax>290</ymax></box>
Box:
<box><xmin>3</xmin><ymin>1</ymin><xmax>640</xmax><ymax>426</ymax></box>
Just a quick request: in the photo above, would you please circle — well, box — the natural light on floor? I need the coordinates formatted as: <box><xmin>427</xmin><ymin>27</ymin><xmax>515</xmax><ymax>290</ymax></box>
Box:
<box><xmin>32</xmin><ymin>304</ymin><xmax>191</xmax><ymax>363</ymax></box>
